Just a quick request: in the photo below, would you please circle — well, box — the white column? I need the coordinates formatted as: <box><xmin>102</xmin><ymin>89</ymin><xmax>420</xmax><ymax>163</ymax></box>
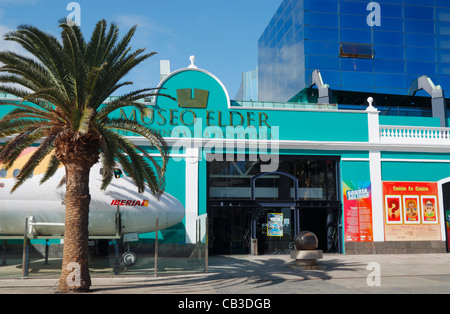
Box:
<box><xmin>369</xmin><ymin>151</ymin><xmax>384</xmax><ymax>241</ymax></box>
<box><xmin>366</xmin><ymin>97</ymin><xmax>380</xmax><ymax>144</ymax></box>
<box><xmin>185</xmin><ymin>146</ymin><xmax>199</xmax><ymax>244</ymax></box>
<box><xmin>366</xmin><ymin>98</ymin><xmax>384</xmax><ymax>242</ymax></box>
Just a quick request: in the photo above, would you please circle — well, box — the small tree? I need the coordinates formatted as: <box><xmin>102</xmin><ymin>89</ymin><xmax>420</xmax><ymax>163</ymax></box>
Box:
<box><xmin>0</xmin><ymin>19</ymin><xmax>169</xmax><ymax>293</ymax></box>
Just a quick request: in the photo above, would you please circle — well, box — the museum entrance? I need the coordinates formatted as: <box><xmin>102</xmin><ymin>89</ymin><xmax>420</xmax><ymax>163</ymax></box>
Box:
<box><xmin>208</xmin><ymin>202</ymin><xmax>341</xmax><ymax>255</ymax></box>
<box><xmin>207</xmin><ymin>156</ymin><xmax>342</xmax><ymax>255</ymax></box>
<box><xmin>208</xmin><ymin>206</ymin><xmax>252</xmax><ymax>255</ymax></box>
<box><xmin>208</xmin><ymin>204</ymin><xmax>297</xmax><ymax>255</ymax></box>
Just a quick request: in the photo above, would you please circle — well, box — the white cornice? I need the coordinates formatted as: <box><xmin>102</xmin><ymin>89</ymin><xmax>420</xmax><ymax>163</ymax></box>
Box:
<box><xmin>2</xmin><ymin>135</ymin><xmax>450</xmax><ymax>154</ymax></box>
<box><xmin>130</xmin><ymin>136</ymin><xmax>450</xmax><ymax>153</ymax></box>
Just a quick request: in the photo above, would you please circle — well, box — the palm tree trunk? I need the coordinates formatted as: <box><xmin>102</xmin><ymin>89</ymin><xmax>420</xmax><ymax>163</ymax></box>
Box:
<box><xmin>58</xmin><ymin>164</ymin><xmax>92</xmax><ymax>293</ymax></box>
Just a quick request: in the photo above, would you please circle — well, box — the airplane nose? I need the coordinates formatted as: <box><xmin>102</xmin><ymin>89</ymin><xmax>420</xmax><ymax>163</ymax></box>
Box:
<box><xmin>171</xmin><ymin>204</ymin><xmax>185</xmax><ymax>225</ymax></box>
<box><xmin>157</xmin><ymin>192</ymin><xmax>185</xmax><ymax>228</ymax></box>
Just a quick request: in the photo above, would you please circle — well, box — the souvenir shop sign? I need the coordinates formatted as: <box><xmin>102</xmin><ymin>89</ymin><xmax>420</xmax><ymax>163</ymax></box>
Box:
<box><xmin>383</xmin><ymin>182</ymin><xmax>441</xmax><ymax>241</ymax></box>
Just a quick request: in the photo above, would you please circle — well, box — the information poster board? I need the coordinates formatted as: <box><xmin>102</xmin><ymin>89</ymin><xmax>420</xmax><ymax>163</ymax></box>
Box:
<box><xmin>446</xmin><ymin>210</ymin><xmax>450</xmax><ymax>251</ymax></box>
<box><xmin>267</xmin><ymin>213</ymin><xmax>283</xmax><ymax>237</ymax></box>
<box><xmin>343</xmin><ymin>181</ymin><xmax>373</xmax><ymax>242</ymax></box>
<box><xmin>383</xmin><ymin>182</ymin><xmax>441</xmax><ymax>241</ymax></box>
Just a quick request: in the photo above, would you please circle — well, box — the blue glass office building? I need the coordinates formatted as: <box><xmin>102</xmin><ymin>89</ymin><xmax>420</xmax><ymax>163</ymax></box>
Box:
<box><xmin>258</xmin><ymin>0</ymin><xmax>450</xmax><ymax>121</ymax></box>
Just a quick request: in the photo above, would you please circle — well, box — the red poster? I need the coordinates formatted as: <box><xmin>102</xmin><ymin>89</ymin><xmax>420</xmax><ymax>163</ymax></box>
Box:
<box><xmin>385</xmin><ymin>195</ymin><xmax>402</xmax><ymax>223</ymax></box>
<box><xmin>422</xmin><ymin>196</ymin><xmax>437</xmax><ymax>223</ymax></box>
<box><xmin>343</xmin><ymin>181</ymin><xmax>373</xmax><ymax>242</ymax></box>
<box><xmin>383</xmin><ymin>182</ymin><xmax>441</xmax><ymax>241</ymax></box>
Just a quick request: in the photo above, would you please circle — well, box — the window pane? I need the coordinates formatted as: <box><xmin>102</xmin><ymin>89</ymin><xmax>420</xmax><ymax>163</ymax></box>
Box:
<box><xmin>405</xmin><ymin>47</ymin><xmax>436</xmax><ymax>62</ymax></box>
<box><xmin>374</xmin><ymin>31</ymin><xmax>404</xmax><ymax>45</ymax></box>
<box><xmin>305</xmin><ymin>41</ymin><xmax>339</xmax><ymax>56</ymax></box>
<box><xmin>377</xmin><ymin>0</ymin><xmax>402</xmax><ymax>5</ymax></box>
<box><xmin>437</xmin><ymin>8</ymin><xmax>450</xmax><ymax>21</ymax></box>
<box><xmin>439</xmin><ymin>64</ymin><xmax>450</xmax><ymax>75</ymax></box>
<box><xmin>375</xmin><ymin>59</ymin><xmax>405</xmax><ymax>73</ymax></box>
<box><xmin>378</xmin><ymin>18</ymin><xmax>403</xmax><ymax>32</ymax></box>
<box><xmin>342</xmin><ymin>71</ymin><xmax>375</xmax><ymax>87</ymax></box>
<box><xmin>340</xmin><ymin>1</ymin><xmax>367</xmax><ymax>15</ymax></box>
<box><xmin>341</xmin><ymin>58</ymin><xmax>373</xmax><ymax>72</ymax></box>
<box><xmin>405</xmin><ymin>19</ymin><xmax>434</xmax><ymax>34</ymax></box>
<box><xmin>405</xmin><ymin>6</ymin><xmax>434</xmax><ymax>20</ymax></box>
<box><xmin>437</xmin><ymin>35</ymin><xmax>450</xmax><ymax>49</ymax></box>
<box><xmin>374</xmin><ymin>45</ymin><xmax>404</xmax><ymax>60</ymax></box>
<box><xmin>438</xmin><ymin>49</ymin><xmax>450</xmax><ymax>63</ymax></box>
<box><xmin>405</xmin><ymin>0</ymin><xmax>433</xmax><ymax>5</ymax></box>
<box><xmin>304</xmin><ymin>26</ymin><xmax>339</xmax><ymax>41</ymax></box>
<box><xmin>437</xmin><ymin>21</ymin><xmax>450</xmax><ymax>35</ymax></box>
<box><xmin>304</xmin><ymin>12</ymin><xmax>338</xmax><ymax>28</ymax></box>
<box><xmin>406</xmin><ymin>61</ymin><xmax>437</xmax><ymax>75</ymax></box>
<box><xmin>306</xmin><ymin>55</ymin><xmax>340</xmax><ymax>70</ymax></box>
<box><xmin>382</xmin><ymin>4</ymin><xmax>404</xmax><ymax>18</ymax></box>
<box><xmin>375</xmin><ymin>73</ymin><xmax>408</xmax><ymax>88</ymax></box>
<box><xmin>340</xmin><ymin>14</ymin><xmax>368</xmax><ymax>30</ymax></box>
<box><xmin>304</xmin><ymin>0</ymin><xmax>338</xmax><ymax>13</ymax></box>
<box><xmin>436</xmin><ymin>0</ymin><xmax>450</xmax><ymax>8</ymax></box>
<box><xmin>340</xmin><ymin>43</ymin><xmax>373</xmax><ymax>59</ymax></box>
<box><xmin>208</xmin><ymin>158</ymin><xmax>339</xmax><ymax>201</ymax></box>
<box><xmin>341</xmin><ymin>29</ymin><xmax>372</xmax><ymax>44</ymax></box>
<box><xmin>405</xmin><ymin>33</ymin><xmax>436</xmax><ymax>47</ymax></box>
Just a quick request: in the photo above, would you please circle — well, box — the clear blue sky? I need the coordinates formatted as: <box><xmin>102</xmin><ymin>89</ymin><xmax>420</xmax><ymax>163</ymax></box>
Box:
<box><xmin>0</xmin><ymin>0</ymin><xmax>281</xmax><ymax>98</ymax></box>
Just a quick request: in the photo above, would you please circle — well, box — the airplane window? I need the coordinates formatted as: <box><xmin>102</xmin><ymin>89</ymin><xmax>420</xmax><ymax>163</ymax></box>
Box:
<box><xmin>99</xmin><ymin>168</ymin><xmax>124</xmax><ymax>178</ymax></box>
<box><xmin>0</xmin><ymin>169</ymin><xmax>6</xmax><ymax>178</ymax></box>
<box><xmin>114</xmin><ymin>168</ymin><xmax>123</xmax><ymax>179</ymax></box>
<box><xmin>12</xmin><ymin>169</ymin><xmax>20</xmax><ymax>178</ymax></box>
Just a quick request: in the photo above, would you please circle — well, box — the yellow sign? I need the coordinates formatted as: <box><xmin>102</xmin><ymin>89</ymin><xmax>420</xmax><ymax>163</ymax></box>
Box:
<box><xmin>267</xmin><ymin>213</ymin><xmax>283</xmax><ymax>237</ymax></box>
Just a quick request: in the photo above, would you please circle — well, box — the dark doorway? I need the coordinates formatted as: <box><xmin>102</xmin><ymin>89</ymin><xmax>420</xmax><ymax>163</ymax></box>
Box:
<box><xmin>299</xmin><ymin>208</ymin><xmax>329</xmax><ymax>252</ymax></box>
<box><xmin>209</xmin><ymin>207</ymin><xmax>251</xmax><ymax>255</ymax></box>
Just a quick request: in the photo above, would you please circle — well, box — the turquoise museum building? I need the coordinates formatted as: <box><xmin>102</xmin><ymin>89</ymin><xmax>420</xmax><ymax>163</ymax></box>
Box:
<box><xmin>109</xmin><ymin>57</ymin><xmax>450</xmax><ymax>255</ymax></box>
<box><xmin>3</xmin><ymin>0</ymin><xmax>450</xmax><ymax>265</ymax></box>
<box><xmin>0</xmin><ymin>56</ymin><xmax>449</xmax><ymax>262</ymax></box>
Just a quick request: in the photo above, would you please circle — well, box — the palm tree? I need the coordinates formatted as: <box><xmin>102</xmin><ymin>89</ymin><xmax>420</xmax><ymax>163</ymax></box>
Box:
<box><xmin>0</xmin><ymin>19</ymin><xmax>170</xmax><ymax>293</ymax></box>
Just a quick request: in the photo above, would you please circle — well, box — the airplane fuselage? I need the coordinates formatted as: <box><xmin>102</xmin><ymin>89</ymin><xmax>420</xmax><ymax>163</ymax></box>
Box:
<box><xmin>0</xmin><ymin>148</ymin><xmax>185</xmax><ymax>238</ymax></box>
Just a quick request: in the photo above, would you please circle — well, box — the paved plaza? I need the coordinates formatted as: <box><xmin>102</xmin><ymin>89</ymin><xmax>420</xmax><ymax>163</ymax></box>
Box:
<box><xmin>1</xmin><ymin>253</ymin><xmax>450</xmax><ymax>294</ymax></box>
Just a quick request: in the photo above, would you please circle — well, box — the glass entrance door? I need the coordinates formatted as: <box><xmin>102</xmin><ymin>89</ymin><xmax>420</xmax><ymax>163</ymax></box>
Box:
<box><xmin>209</xmin><ymin>207</ymin><xmax>251</xmax><ymax>255</ymax></box>
<box><xmin>254</xmin><ymin>207</ymin><xmax>295</xmax><ymax>255</ymax></box>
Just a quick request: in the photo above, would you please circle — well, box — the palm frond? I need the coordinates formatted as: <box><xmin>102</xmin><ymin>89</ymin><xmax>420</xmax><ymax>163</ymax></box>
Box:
<box><xmin>0</xmin><ymin>51</ymin><xmax>57</xmax><ymax>90</ymax></box>
<box><xmin>11</xmin><ymin>133</ymin><xmax>57</xmax><ymax>192</ymax></box>
<box><xmin>71</xmin><ymin>107</ymin><xmax>94</xmax><ymax>134</ymax></box>
<box><xmin>0</xmin><ymin>129</ymin><xmax>47</xmax><ymax>170</ymax></box>
<box><xmin>86</xmin><ymin>20</ymin><xmax>119</xmax><ymax>70</ymax></box>
<box><xmin>59</xmin><ymin>19</ymin><xmax>88</xmax><ymax>110</ymax></box>
<box><xmin>4</xmin><ymin>25</ymin><xmax>73</xmax><ymax>99</ymax></box>
<box><xmin>40</xmin><ymin>154</ymin><xmax>61</xmax><ymax>184</ymax></box>
<box><xmin>96</xmin><ymin>88</ymin><xmax>161</xmax><ymax>120</ymax></box>
<box><xmin>104</xmin><ymin>118</ymin><xmax>169</xmax><ymax>163</ymax></box>
<box><xmin>0</xmin><ymin>19</ymin><xmax>169</xmax><ymax>195</ymax></box>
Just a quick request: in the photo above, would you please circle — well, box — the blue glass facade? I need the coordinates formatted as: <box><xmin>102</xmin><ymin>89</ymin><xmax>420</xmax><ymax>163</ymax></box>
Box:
<box><xmin>258</xmin><ymin>0</ymin><xmax>450</xmax><ymax>103</ymax></box>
